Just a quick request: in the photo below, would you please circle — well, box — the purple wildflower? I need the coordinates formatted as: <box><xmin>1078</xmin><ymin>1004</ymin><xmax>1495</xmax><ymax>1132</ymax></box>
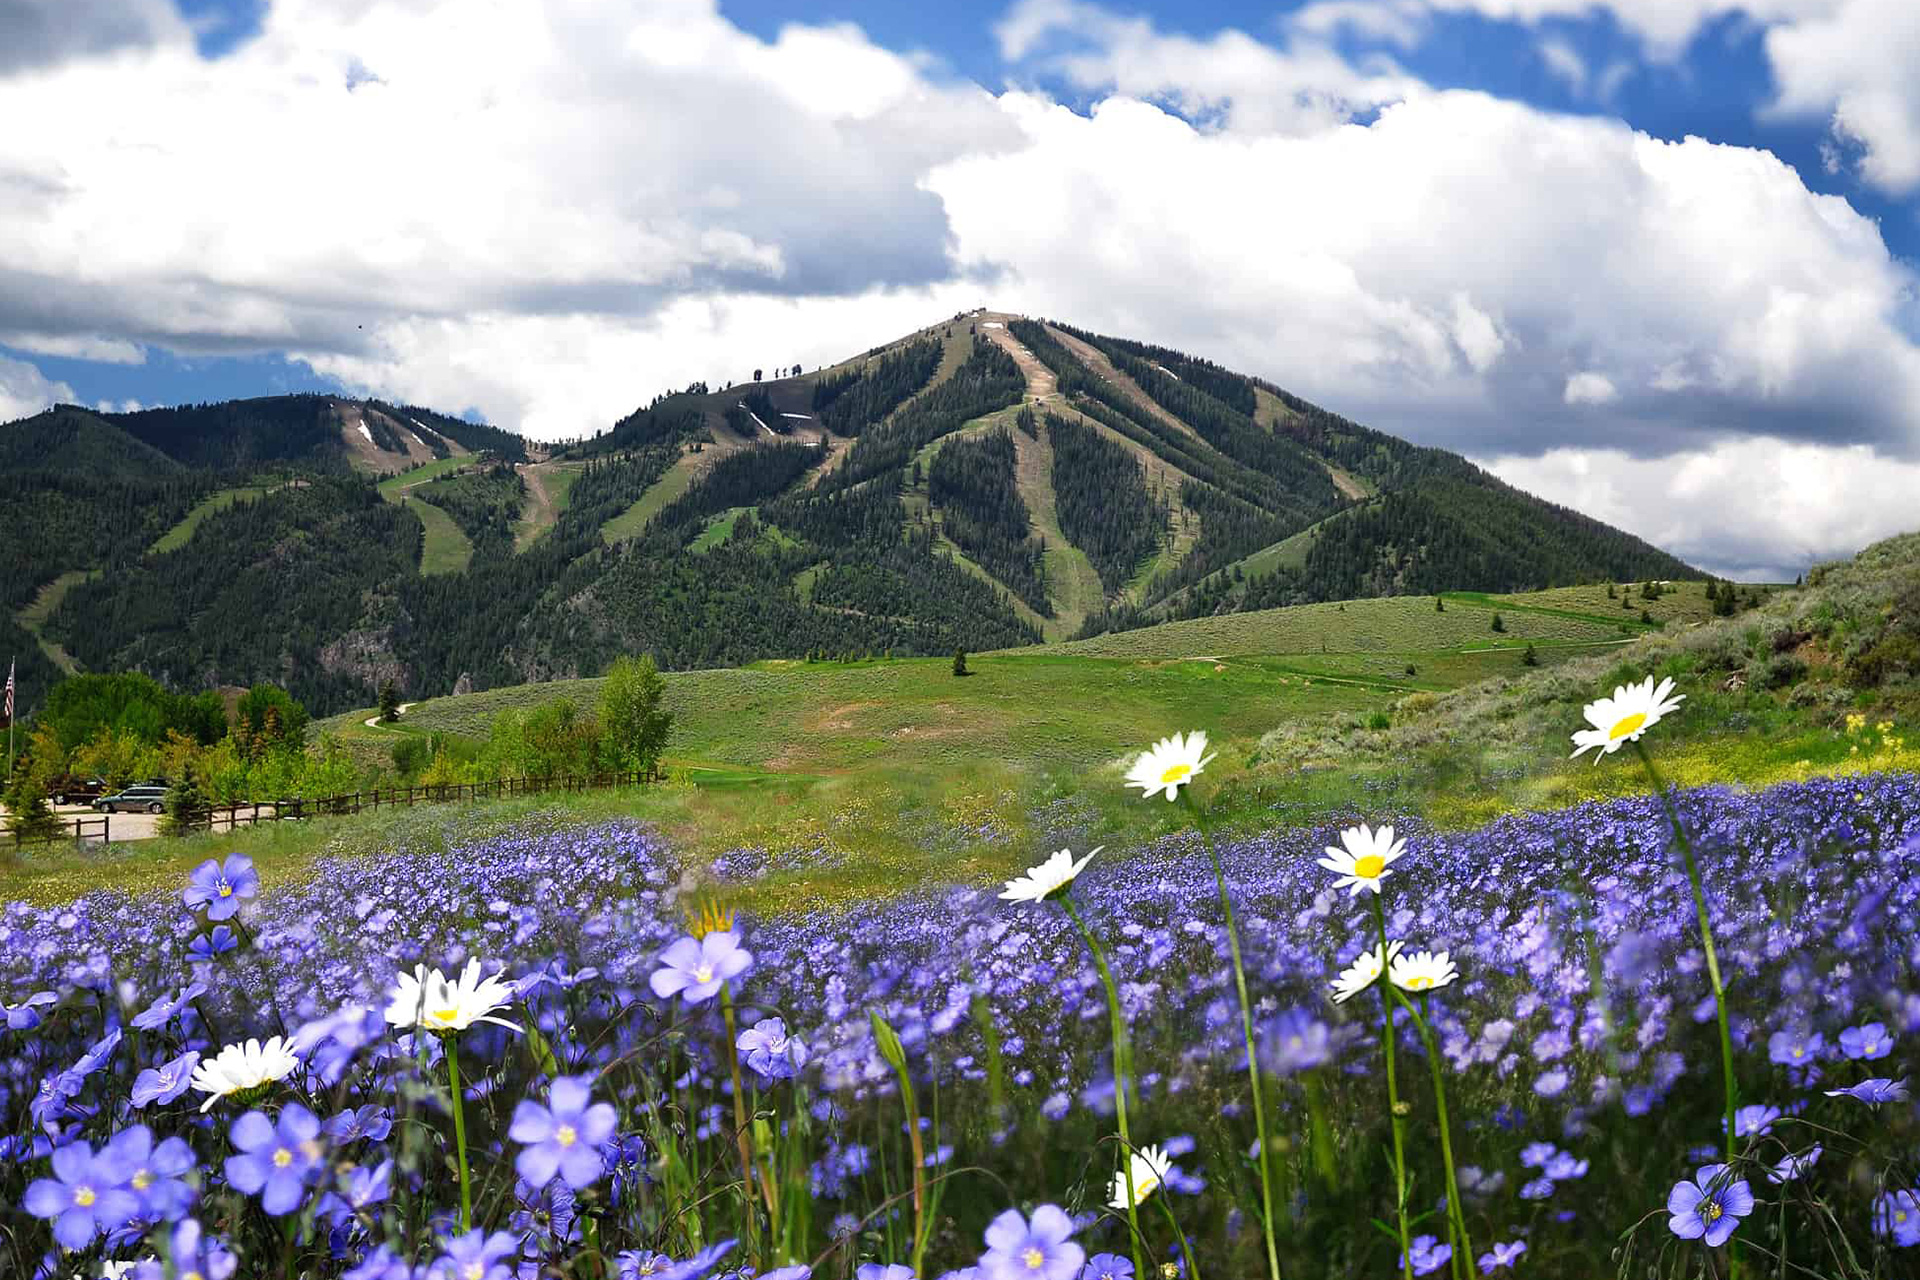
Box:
<box><xmin>224</xmin><ymin>1103</ymin><xmax>324</xmax><ymax>1215</ymax></box>
<box><xmin>509</xmin><ymin>1075</ymin><xmax>618</xmax><ymax>1190</ymax></box>
<box><xmin>980</xmin><ymin>1204</ymin><xmax>1084</xmax><ymax>1280</ymax></box>
<box><xmin>1403</xmin><ymin>1234</ymin><xmax>1453</xmax><ymax>1276</ymax></box>
<box><xmin>1839</xmin><ymin>1022</ymin><xmax>1892</xmax><ymax>1060</ymax></box>
<box><xmin>23</xmin><ymin>1138</ymin><xmax>139</xmax><ymax>1249</ymax></box>
<box><xmin>1873</xmin><ymin>1190</ymin><xmax>1920</xmax><ymax>1247</ymax></box>
<box><xmin>130</xmin><ymin>1050</ymin><xmax>200</xmax><ymax>1108</ymax></box>
<box><xmin>1081</xmin><ymin>1255</ymin><xmax>1134</xmax><ymax>1280</ymax></box>
<box><xmin>427</xmin><ymin>1229</ymin><xmax>519</xmax><ymax>1280</ymax></box>
<box><xmin>1478</xmin><ymin>1241</ymin><xmax>1528</xmax><ymax>1272</ymax></box>
<box><xmin>648</xmin><ymin>931</ymin><xmax>751</xmax><ymax>1004</ymax></box>
<box><xmin>183</xmin><ymin>854</ymin><xmax>258</xmax><ymax>920</ymax></box>
<box><xmin>1824</xmin><ymin>1077</ymin><xmax>1908</xmax><ymax>1105</ymax></box>
<box><xmin>105</xmin><ymin>1124</ymin><xmax>198</xmax><ymax>1220</ymax></box>
<box><xmin>1667</xmin><ymin>1164</ymin><xmax>1753</xmax><ymax>1247</ymax></box>
<box><xmin>737</xmin><ymin>1017</ymin><xmax>809</xmax><ymax>1082</ymax></box>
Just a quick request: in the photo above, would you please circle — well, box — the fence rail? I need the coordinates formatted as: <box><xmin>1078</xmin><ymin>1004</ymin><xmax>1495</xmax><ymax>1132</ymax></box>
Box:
<box><xmin>5</xmin><ymin>767</ymin><xmax>661</xmax><ymax>850</ymax></box>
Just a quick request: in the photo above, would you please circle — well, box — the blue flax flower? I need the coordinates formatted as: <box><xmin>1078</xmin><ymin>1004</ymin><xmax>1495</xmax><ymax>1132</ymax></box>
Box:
<box><xmin>856</xmin><ymin>1267</ymin><xmax>916</xmax><ymax>1280</ymax></box>
<box><xmin>131</xmin><ymin>1051</ymin><xmax>200</xmax><ymax>1109</ymax></box>
<box><xmin>106</xmin><ymin>1124</ymin><xmax>198</xmax><ymax>1220</ymax></box>
<box><xmin>1403</xmin><ymin>1235</ymin><xmax>1453</xmax><ymax>1276</ymax></box>
<box><xmin>1257</xmin><ymin>1009</ymin><xmax>1331</xmax><ymax>1075</ymax></box>
<box><xmin>1840</xmin><ymin>1022</ymin><xmax>1893</xmax><ymax>1060</ymax></box>
<box><xmin>980</xmin><ymin>1204</ymin><xmax>1084</xmax><ymax>1280</ymax></box>
<box><xmin>1477</xmin><ymin>1241</ymin><xmax>1527</xmax><ymax>1273</ymax></box>
<box><xmin>1824</xmin><ymin>1077</ymin><xmax>1908</xmax><ymax>1105</ymax></box>
<box><xmin>132</xmin><ymin>1218</ymin><xmax>237</xmax><ymax>1280</ymax></box>
<box><xmin>224</xmin><ymin>1104</ymin><xmax>324</xmax><ymax>1215</ymax></box>
<box><xmin>24</xmin><ymin>1138</ymin><xmax>139</xmax><ymax>1249</ymax></box>
<box><xmin>1765</xmin><ymin>1145</ymin><xmax>1822</xmax><ymax>1184</ymax></box>
<box><xmin>428</xmin><ymin>1229</ymin><xmax>519</xmax><ymax>1280</ymax></box>
<box><xmin>1667</xmin><ymin>1164</ymin><xmax>1753</xmax><ymax>1247</ymax></box>
<box><xmin>737</xmin><ymin>1016</ymin><xmax>809</xmax><ymax>1082</ymax></box>
<box><xmin>1873</xmin><ymin>1190</ymin><xmax>1920</xmax><ymax>1247</ymax></box>
<box><xmin>183</xmin><ymin>854</ymin><xmax>258</xmax><ymax>920</ymax></box>
<box><xmin>131</xmin><ymin>983</ymin><xmax>207</xmax><ymax>1031</ymax></box>
<box><xmin>187</xmin><ymin>926</ymin><xmax>238</xmax><ymax>964</ymax></box>
<box><xmin>5</xmin><ymin>990</ymin><xmax>57</xmax><ymax>1029</ymax></box>
<box><xmin>648</xmin><ymin>931</ymin><xmax>751</xmax><ymax>1004</ymax></box>
<box><xmin>510</xmin><ymin>1075</ymin><xmax>618</xmax><ymax>1189</ymax></box>
<box><xmin>1080</xmin><ymin>1255</ymin><xmax>1133</xmax><ymax>1280</ymax></box>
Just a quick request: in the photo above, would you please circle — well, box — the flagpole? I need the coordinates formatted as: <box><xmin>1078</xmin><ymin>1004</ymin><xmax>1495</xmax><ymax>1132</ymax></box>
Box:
<box><xmin>5</xmin><ymin>656</ymin><xmax>14</xmax><ymax>781</ymax></box>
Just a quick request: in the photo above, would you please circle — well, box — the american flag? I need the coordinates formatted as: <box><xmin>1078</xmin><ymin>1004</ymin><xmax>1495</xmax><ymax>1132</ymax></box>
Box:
<box><xmin>2</xmin><ymin>659</ymin><xmax>12</xmax><ymax>729</ymax></box>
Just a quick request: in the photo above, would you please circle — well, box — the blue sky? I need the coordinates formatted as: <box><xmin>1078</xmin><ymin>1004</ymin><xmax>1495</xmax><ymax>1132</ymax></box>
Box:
<box><xmin>2</xmin><ymin>0</ymin><xmax>1918</xmax><ymax>577</ymax></box>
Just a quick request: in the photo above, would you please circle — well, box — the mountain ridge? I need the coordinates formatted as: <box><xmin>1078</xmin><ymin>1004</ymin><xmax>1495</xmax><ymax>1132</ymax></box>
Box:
<box><xmin>0</xmin><ymin>309</ymin><xmax>1699</xmax><ymax>717</ymax></box>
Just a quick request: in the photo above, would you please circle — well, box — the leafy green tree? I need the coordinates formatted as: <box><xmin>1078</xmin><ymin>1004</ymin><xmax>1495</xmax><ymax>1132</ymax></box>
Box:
<box><xmin>378</xmin><ymin>681</ymin><xmax>401</xmax><ymax>724</ymax></box>
<box><xmin>235</xmin><ymin>684</ymin><xmax>310</xmax><ymax>753</ymax></box>
<box><xmin>599</xmin><ymin>655</ymin><xmax>673</xmax><ymax>779</ymax></box>
<box><xmin>953</xmin><ymin>648</ymin><xmax>969</xmax><ymax>677</ymax></box>
<box><xmin>4</xmin><ymin>767</ymin><xmax>65</xmax><ymax>843</ymax></box>
<box><xmin>391</xmin><ymin>735</ymin><xmax>429</xmax><ymax>779</ymax></box>
<box><xmin>1490</xmin><ymin>612</ymin><xmax>1505</xmax><ymax>633</ymax></box>
<box><xmin>163</xmin><ymin>763</ymin><xmax>207</xmax><ymax>837</ymax></box>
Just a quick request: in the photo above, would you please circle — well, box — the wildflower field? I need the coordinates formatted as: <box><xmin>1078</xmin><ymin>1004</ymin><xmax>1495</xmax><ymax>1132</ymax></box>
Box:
<box><xmin>4</xmin><ymin>669</ymin><xmax>1919</xmax><ymax>1280</ymax></box>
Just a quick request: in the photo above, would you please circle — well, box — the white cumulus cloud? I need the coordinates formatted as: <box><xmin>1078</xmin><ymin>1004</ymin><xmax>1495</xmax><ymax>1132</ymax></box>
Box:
<box><xmin>0</xmin><ymin>352</ymin><xmax>76</xmax><ymax>423</ymax></box>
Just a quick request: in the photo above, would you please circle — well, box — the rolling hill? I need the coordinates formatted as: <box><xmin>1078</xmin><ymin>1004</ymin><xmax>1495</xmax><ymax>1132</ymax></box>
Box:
<box><xmin>1</xmin><ymin>309</ymin><xmax>1700</xmax><ymax>718</ymax></box>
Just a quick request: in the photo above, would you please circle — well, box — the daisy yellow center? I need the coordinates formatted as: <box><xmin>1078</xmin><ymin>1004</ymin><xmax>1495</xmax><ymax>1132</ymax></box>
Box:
<box><xmin>1406</xmin><ymin>975</ymin><xmax>1434</xmax><ymax>990</ymax></box>
<box><xmin>1159</xmin><ymin>762</ymin><xmax>1192</xmax><ymax>785</ymax></box>
<box><xmin>433</xmin><ymin>1008</ymin><xmax>461</xmax><ymax>1024</ymax></box>
<box><xmin>1607</xmin><ymin>712</ymin><xmax>1648</xmax><ymax>740</ymax></box>
<box><xmin>273</xmin><ymin>1147</ymin><xmax>293</xmax><ymax>1168</ymax></box>
<box><xmin>1353</xmin><ymin>853</ymin><xmax>1386</xmax><ymax>879</ymax></box>
<box><xmin>73</xmin><ymin>1185</ymin><xmax>95</xmax><ymax>1207</ymax></box>
<box><xmin>693</xmin><ymin>964</ymin><xmax>715</xmax><ymax>984</ymax></box>
<box><xmin>556</xmin><ymin>1124</ymin><xmax>578</xmax><ymax>1148</ymax></box>
<box><xmin>132</xmin><ymin>1170</ymin><xmax>153</xmax><ymax>1190</ymax></box>
<box><xmin>1024</xmin><ymin>1246</ymin><xmax>1047</xmax><ymax>1269</ymax></box>
<box><xmin>1700</xmin><ymin>1199</ymin><xmax>1722</xmax><ymax>1223</ymax></box>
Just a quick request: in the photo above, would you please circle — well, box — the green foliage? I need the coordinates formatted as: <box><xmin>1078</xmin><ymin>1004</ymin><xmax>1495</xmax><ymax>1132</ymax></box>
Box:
<box><xmin>379</xmin><ymin>681</ymin><xmax>401</xmax><ymax>723</ymax></box>
<box><xmin>928</xmin><ymin>429</ymin><xmax>1050</xmax><ymax>615</ymax></box>
<box><xmin>816</xmin><ymin>338</ymin><xmax>942</xmax><ymax>435</ymax></box>
<box><xmin>1045</xmin><ymin>414</ymin><xmax>1161</xmax><ymax>592</ymax></box>
<box><xmin>162</xmin><ymin>763</ymin><xmax>207</xmax><ymax>837</ymax></box>
<box><xmin>599</xmin><ymin>654</ymin><xmax>673</xmax><ymax>776</ymax></box>
<box><xmin>3</xmin><ymin>768</ymin><xmax>64</xmax><ymax>841</ymax></box>
<box><xmin>1491</xmin><ymin>611</ymin><xmax>1504</xmax><ymax>632</ymax></box>
<box><xmin>235</xmin><ymin>684</ymin><xmax>311</xmax><ymax>753</ymax></box>
<box><xmin>821</xmin><ymin>338</ymin><xmax>1023</xmax><ymax>491</ymax></box>
<box><xmin>371</xmin><ymin>401</ymin><xmax>528</xmax><ymax>461</ymax></box>
<box><xmin>953</xmin><ymin>648</ymin><xmax>969</xmax><ymax>677</ymax></box>
<box><xmin>37</xmin><ymin>672</ymin><xmax>227</xmax><ymax>758</ymax></box>
<box><xmin>414</xmin><ymin>464</ymin><xmax>527</xmax><ymax>561</ymax></box>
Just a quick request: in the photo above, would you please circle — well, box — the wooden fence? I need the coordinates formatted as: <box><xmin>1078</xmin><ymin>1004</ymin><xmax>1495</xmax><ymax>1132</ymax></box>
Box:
<box><xmin>5</xmin><ymin>767</ymin><xmax>661</xmax><ymax>850</ymax></box>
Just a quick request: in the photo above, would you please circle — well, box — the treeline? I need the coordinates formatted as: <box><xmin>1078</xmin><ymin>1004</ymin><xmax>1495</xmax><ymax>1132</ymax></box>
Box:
<box><xmin>928</xmin><ymin>429</ymin><xmax>1050</xmax><ymax>615</ymax></box>
<box><xmin>1062</xmin><ymin>327</ymin><xmax>1259</xmax><ymax>418</ymax></box>
<box><xmin>416</xmin><ymin>464</ymin><xmax>527</xmax><ymax>561</ymax></box>
<box><xmin>816</xmin><ymin>338</ymin><xmax>942</xmax><ymax>435</ymax></box>
<box><xmin>1059</xmin><ymin>323</ymin><xmax>1343</xmax><ymax>523</ymax></box>
<box><xmin>47</xmin><ymin>477</ymin><xmax>422</xmax><ymax>713</ymax></box>
<box><xmin>1237</xmin><ymin>478</ymin><xmax>1698</xmax><ymax>610</ymax></box>
<box><xmin>809</xmin><ymin>527</ymin><xmax>1042</xmax><ymax>648</ymax></box>
<box><xmin>373</xmin><ymin>401</ymin><xmax>529</xmax><ymax>462</ymax></box>
<box><xmin>822</xmin><ymin>338</ymin><xmax>1022</xmax><ymax>492</ymax></box>
<box><xmin>1006</xmin><ymin>321</ymin><xmax>1291</xmax><ymax>513</ymax></box>
<box><xmin>96</xmin><ymin>395</ymin><xmax>355</xmax><ymax>469</ymax></box>
<box><xmin>1046</xmin><ymin>414</ymin><xmax>1162</xmax><ymax>592</ymax></box>
<box><xmin>649</xmin><ymin>444</ymin><xmax>822</xmax><ymax>541</ymax></box>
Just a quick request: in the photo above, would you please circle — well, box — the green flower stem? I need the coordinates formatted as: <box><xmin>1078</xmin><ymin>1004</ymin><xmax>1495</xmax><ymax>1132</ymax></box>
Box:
<box><xmin>1633</xmin><ymin>741</ymin><xmax>1737</xmax><ymax>1163</ymax></box>
<box><xmin>445</xmin><ymin>1039</ymin><xmax>472</xmax><ymax>1233</ymax></box>
<box><xmin>720</xmin><ymin>985</ymin><xmax>763</xmax><ymax>1264</ymax></box>
<box><xmin>1303</xmin><ymin>1070</ymin><xmax>1338</xmax><ymax>1191</ymax></box>
<box><xmin>1370</xmin><ymin>894</ymin><xmax>1415</xmax><ymax>1280</ymax></box>
<box><xmin>1181</xmin><ymin>789</ymin><xmax>1285</xmax><ymax>1280</ymax></box>
<box><xmin>1398</xmin><ymin>992</ymin><xmax>1475</xmax><ymax>1280</ymax></box>
<box><xmin>1060</xmin><ymin>895</ymin><xmax>1148</xmax><ymax>1280</ymax></box>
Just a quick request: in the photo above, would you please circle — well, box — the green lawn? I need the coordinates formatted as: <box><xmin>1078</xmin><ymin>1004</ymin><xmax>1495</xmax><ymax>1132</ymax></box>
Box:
<box><xmin>405</xmin><ymin>496</ymin><xmax>473</xmax><ymax>575</ymax></box>
<box><xmin>377</xmin><ymin>455</ymin><xmax>470</xmax><ymax>499</ymax></box>
<box><xmin>602</xmin><ymin>453</ymin><xmax>698</xmax><ymax>544</ymax></box>
<box><xmin>150</xmin><ymin>486</ymin><xmax>272</xmax><ymax>553</ymax></box>
<box><xmin>16</xmin><ymin>569</ymin><xmax>91</xmax><ymax>674</ymax></box>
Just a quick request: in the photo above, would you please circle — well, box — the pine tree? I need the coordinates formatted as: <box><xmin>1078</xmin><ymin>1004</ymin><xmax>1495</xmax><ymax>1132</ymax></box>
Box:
<box><xmin>1490</xmin><ymin>612</ymin><xmax>1505</xmax><ymax>633</ymax></box>
<box><xmin>3</xmin><ymin>769</ymin><xmax>64</xmax><ymax>843</ymax></box>
<box><xmin>163</xmin><ymin>764</ymin><xmax>207</xmax><ymax>838</ymax></box>
<box><xmin>1522</xmin><ymin>643</ymin><xmax>1539</xmax><ymax>667</ymax></box>
<box><xmin>378</xmin><ymin>680</ymin><xmax>400</xmax><ymax>723</ymax></box>
<box><xmin>953</xmin><ymin>648</ymin><xmax>969</xmax><ymax>677</ymax></box>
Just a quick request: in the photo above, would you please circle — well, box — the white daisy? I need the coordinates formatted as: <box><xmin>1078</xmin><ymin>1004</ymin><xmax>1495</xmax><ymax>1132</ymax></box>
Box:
<box><xmin>1124</xmin><ymin>731</ymin><xmax>1216</xmax><ymax>802</ymax></box>
<box><xmin>1109</xmin><ymin>1143</ymin><xmax>1176</xmax><ymax>1209</ymax></box>
<box><xmin>999</xmin><ymin>847</ymin><xmax>1102</xmax><ymax>904</ymax></box>
<box><xmin>1316</xmin><ymin>823</ymin><xmax>1407</xmax><ymax>896</ymax></box>
<box><xmin>1388</xmin><ymin>949</ymin><xmax>1459</xmax><ymax>994</ymax></box>
<box><xmin>189</xmin><ymin>1036</ymin><xmax>299</xmax><ymax>1112</ymax></box>
<box><xmin>1570</xmin><ymin>675</ymin><xmax>1684</xmax><ymax>762</ymax></box>
<box><xmin>384</xmin><ymin>957</ymin><xmax>522</xmax><ymax>1035</ymax></box>
<box><xmin>1329</xmin><ymin>942</ymin><xmax>1404</xmax><ymax>1004</ymax></box>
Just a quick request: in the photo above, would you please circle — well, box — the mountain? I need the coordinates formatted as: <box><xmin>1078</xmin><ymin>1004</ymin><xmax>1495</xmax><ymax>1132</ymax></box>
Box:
<box><xmin>0</xmin><ymin>311</ymin><xmax>1697</xmax><ymax>718</ymax></box>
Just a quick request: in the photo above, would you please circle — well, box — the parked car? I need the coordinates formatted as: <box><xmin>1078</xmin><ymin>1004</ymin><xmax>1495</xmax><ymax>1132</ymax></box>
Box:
<box><xmin>48</xmin><ymin>775</ymin><xmax>108</xmax><ymax>806</ymax></box>
<box><xmin>95</xmin><ymin>784</ymin><xmax>171</xmax><ymax>814</ymax></box>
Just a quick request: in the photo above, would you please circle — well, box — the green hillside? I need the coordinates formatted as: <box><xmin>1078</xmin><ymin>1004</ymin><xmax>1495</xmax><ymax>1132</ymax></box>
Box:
<box><xmin>4</xmin><ymin>309</ymin><xmax>1704</xmax><ymax>719</ymax></box>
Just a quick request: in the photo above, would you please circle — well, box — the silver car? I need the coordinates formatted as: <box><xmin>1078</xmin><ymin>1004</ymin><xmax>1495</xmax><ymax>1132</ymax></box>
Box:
<box><xmin>96</xmin><ymin>784</ymin><xmax>170</xmax><ymax>814</ymax></box>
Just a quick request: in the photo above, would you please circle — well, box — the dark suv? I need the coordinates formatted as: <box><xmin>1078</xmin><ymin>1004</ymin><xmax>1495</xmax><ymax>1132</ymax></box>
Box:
<box><xmin>49</xmin><ymin>775</ymin><xmax>108</xmax><ymax>806</ymax></box>
<box><xmin>96</xmin><ymin>784</ymin><xmax>170</xmax><ymax>814</ymax></box>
